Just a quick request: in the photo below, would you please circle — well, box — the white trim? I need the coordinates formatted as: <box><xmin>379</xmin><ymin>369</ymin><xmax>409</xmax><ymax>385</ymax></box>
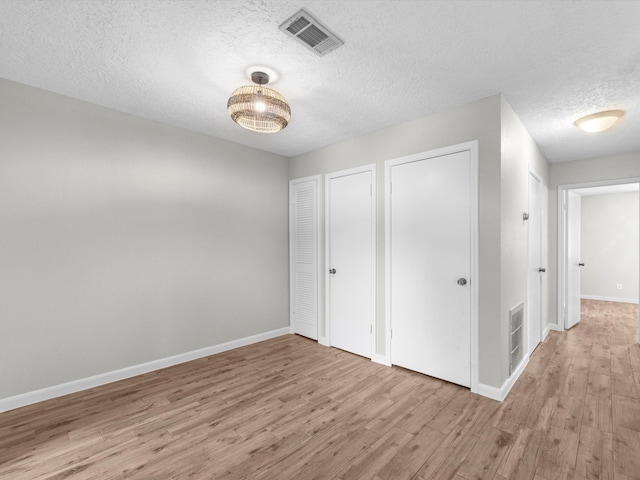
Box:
<box><xmin>384</xmin><ymin>141</ymin><xmax>479</xmax><ymax>394</ymax></box>
<box><xmin>542</xmin><ymin>323</ymin><xmax>560</xmax><ymax>342</ymax></box>
<box><xmin>469</xmin><ymin>142</ymin><xmax>480</xmax><ymax>395</ymax></box>
<box><xmin>372</xmin><ymin>354</ymin><xmax>391</xmax><ymax>366</ymax></box>
<box><xmin>383</xmin><ymin>157</ymin><xmax>392</xmax><ymax>366</ymax></box>
<box><xmin>0</xmin><ymin>327</ymin><xmax>290</xmax><ymax>414</ymax></box>
<box><xmin>581</xmin><ymin>294</ymin><xmax>639</xmax><ymax>304</ymax></box>
<box><xmin>477</xmin><ymin>354</ymin><xmax>530</xmax><ymax>402</ymax></box>
<box><xmin>324</xmin><ymin>164</ymin><xmax>377</xmax><ymax>359</ymax></box>
<box><xmin>558</xmin><ymin>187</ymin><xmax>567</xmax><ymax>331</ymax></box>
<box><xmin>289</xmin><ymin>175</ymin><xmax>323</xmax><ymax>342</ymax></box>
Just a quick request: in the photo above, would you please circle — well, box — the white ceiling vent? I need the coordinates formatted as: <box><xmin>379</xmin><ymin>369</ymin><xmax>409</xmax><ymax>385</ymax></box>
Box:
<box><xmin>279</xmin><ymin>9</ymin><xmax>344</xmax><ymax>57</ymax></box>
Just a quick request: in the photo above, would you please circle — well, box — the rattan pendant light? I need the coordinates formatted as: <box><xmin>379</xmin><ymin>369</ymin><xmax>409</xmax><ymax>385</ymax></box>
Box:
<box><xmin>227</xmin><ymin>71</ymin><xmax>291</xmax><ymax>133</ymax></box>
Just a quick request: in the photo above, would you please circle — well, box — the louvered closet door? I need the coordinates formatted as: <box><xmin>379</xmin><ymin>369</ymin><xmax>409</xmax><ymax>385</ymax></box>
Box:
<box><xmin>290</xmin><ymin>177</ymin><xmax>320</xmax><ymax>340</ymax></box>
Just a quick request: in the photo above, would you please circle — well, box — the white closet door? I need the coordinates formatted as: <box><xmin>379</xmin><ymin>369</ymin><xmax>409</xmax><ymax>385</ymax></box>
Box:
<box><xmin>389</xmin><ymin>150</ymin><xmax>471</xmax><ymax>387</ymax></box>
<box><xmin>290</xmin><ymin>177</ymin><xmax>320</xmax><ymax>340</ymax></box>
<box><xmin>327</xmin><ymin>167</ymin><xmax>375</xmax><ymax>358</ymax></box>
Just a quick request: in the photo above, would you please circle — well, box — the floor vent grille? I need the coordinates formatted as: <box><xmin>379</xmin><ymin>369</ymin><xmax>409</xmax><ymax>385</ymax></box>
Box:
<box><xmin>279</xmin><ymin>9</ymin><xmax>344</xmax><ymax>57</ymax></box>
<box><xmin>509</xmin><ymin>302</ymin><xmax>525</xmax><ymax>375</ymax></box>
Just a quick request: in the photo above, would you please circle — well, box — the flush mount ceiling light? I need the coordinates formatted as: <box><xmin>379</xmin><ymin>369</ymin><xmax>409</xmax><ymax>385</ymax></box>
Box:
<box><xmin>574</xmin><ymin>110</ymin><xmax>624</xmax><ymax>133</ymax></box>
<box><xmin>227</xmin><ymin>71</ymin><xmax>291</xmax><ymax>133</ymax></box>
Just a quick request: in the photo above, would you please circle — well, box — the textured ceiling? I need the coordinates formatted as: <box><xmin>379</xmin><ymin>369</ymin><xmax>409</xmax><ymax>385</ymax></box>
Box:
<box><xmin>0</xmin><ymin>0</ymin><xmax>639</xmax><ymax>162</ymax></box>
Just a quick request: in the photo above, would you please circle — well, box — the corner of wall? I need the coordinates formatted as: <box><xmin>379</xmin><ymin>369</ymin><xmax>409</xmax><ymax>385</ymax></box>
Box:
<box><xmin>497</xmin><ymin>95</ymin><xmax>551</xmax><ymax>389</ymax></box>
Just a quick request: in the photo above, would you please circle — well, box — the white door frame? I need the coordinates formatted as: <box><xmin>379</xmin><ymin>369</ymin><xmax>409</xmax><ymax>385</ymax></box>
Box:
<box><xmin>527</xmin><ymin>169</ymin><xmax>543</xmax><ymax>353</ymax></box>
<box><xmin>384</xmin><ymin>141</ymin><xmax>479</xmax><ymax>393</ymax></box>
<box><xmin>325</xmin><ymin>164</ymin><xmax>377</xmax><ymax>358</ymax></box>
<box><xmin>289</xmin><ymin>175</ymin><xmax>322</xmax><ymax>340</ymax></box>
<box><xmin>557</xmin><ymin>177</ymin><xmax>640</xmax><ymax>340</ymax></box>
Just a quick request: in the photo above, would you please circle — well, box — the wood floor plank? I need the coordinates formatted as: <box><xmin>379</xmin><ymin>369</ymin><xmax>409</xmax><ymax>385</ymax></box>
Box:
<box><xmin>375</xmin><ymin>425</ymin><xmax>444</xmax><ymax>480</ymax></box>
<box><xmin>363</xmin><ymin>391</ymin><xmax>422</xmax><ymax>435</ymax></box>
<box><xmin>455</xmin><ymin>426</ymin><xmax>513</xmax><ymax>480</ymax></box>
<box><xmin>549</xmin><ymin>395</ymin><xmax>584</xmax><ymax>433</ymax></box>
<box><xmin>490</xmin><ymin>392</ymin><xmax>532</xmax><ymax>435</ymax></box>
<box><xmin>335</xmin><ymin>426</ymin><xmax>414</xmax><ymax>480</ymax></box>
<box><xmin>612</xmin><ymin>394</ymin><xmax>640</xmax><ymax>432</ymax></box>
<box><xmin>496</xmin><ymin>427</ymin><xmax>543</xmax><ymax>480</ymax></box>
<box><xmin>394</xmin><ymin>394</ymin><xmax>450</xmax><ymax>435</ymax></box>
<box><xmin>429</xmin><ymin>391</ymin><xmax>479</xmax><ymax>435</ymax></box>
<box><xmin>526</xmin><ymin>396</ymin><xmax>557</xmax><ymax>431</ymax></box>
<box><xmin>611</xmin><ymin>370</ymin><xmax>638</xmax><ymax>398</ymax></box>
<box><xmin>612</xmin><ymin>426</ymin><xmax>640</xmax><ymax>479</ymax></box>
<box><xmin>534</xmin><ymin>426</ymin><xmax>579</xmax><ymax>480</ymax></box>
<box><xmin>586</xmin><ymin>372</ymin><xmax>612</xmax><ymax>397</ymax></box>
<box><xmin>0</xmin><ymin>299</ymin><xmax>637</xmax><ymax>479</ymax></box>
<box><xmin>574</xmin><ymin>424</ymin><xmax>614</xmax><ymax>480</ymax></box>
<box><xmin>414</xmin><ymin>424</ymin><xmax>479</xmax><ymax>479</ymax></box>
<box><xmin>213</xmin><ymin>430</ymin><xmax>313</xmax><ymax>480</ymax></box>
<box><xmin>582</xmin><ymin>393</ymin><xmax>613</xmax><ymax>433</ymax></box>
<box><xmin>275</xmin><ymin>428</ymin><xmax>378</xmax><ymax>480</ymax></box>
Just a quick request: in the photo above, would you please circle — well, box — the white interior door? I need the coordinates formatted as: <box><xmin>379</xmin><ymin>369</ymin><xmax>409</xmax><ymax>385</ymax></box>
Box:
<box><xmin>527</xmin><ymin>172</ymin><xmax>543</xmax><ymax>353</ymax></box>
<box><xmin>327</xmin><ymin>167</ymin><xmax>374</xmax><ymax>358</ymax></box>
<box><xmin>566</xmin><ymin>191</ymin><xmax>582</xmax><ymax>329</ymax></box>
<box><xmin>289</xmin><ymin>177</ymin><xmax>320</xmax><ymax>340</ymax></box>
<box><xmin>389</xmin><ymin>150</ymin><xmax>471</xmax><ymax>388</ymax></box>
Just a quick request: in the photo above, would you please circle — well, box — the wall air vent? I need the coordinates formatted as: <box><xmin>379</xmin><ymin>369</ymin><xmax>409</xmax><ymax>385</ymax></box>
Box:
<box><xmin>509</xmin><ymin>302</ymin><xmax>525</xmax><ymax>375</ymax></box>
<box><xmin>279</xmin><ymin>9</ymin><xmax>344</xmax><ymax>57</ymax></box>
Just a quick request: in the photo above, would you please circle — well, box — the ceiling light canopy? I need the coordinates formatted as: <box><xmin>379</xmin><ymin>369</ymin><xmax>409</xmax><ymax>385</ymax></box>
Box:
<box><xmin>574</xmin><ymin>110</ymin><xmax>624</xmax><ymax>133</ymax></box>
<box><xmin>227</xmin><ymin>71</ymin><xmax>291</xmax><ymax>133</ymax></box>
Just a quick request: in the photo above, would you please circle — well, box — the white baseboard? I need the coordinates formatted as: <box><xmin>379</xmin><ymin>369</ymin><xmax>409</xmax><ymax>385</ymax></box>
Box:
<box><xmin>0</xmin><ymin>327</ymin><xmax>290</xmax><ymax>414</ymax></box>
<box><xmin>542</xmin><ymin>322</ymin><xmax>561</xmax><ymax>340</ymax></box>
<box><xmin>581</xmin><ymin>294</ymin><xmax>639</xmax><ymax>305</ymax></box>
<box><xmin>476</xmin><ymin>382</ymin><xmax>503</xmax><ymax>402</ymax></box>
<box><xmin>477</xmin><ymin>354</ymin><xmax>530</xmax><ymax>402</ymax></box>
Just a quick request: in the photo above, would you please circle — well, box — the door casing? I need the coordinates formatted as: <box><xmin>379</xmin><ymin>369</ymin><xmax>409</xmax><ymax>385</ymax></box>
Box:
<box><xmin>558</xmin><ymin>178</ymin><xmax>640</xmax><ymax>341</ymax></box>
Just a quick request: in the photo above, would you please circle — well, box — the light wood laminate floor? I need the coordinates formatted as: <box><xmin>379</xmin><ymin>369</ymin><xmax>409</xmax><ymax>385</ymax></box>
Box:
<box><xmin>1</xmin><ymin>299</ymin><xmax>639</xmax><ymax>479</ymax></box>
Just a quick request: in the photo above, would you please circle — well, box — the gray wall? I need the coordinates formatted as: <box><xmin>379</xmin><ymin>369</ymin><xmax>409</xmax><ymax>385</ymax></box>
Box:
<box><xmin>290</xmin><ymin>94</ymin><xmax>549</xmax><ymax>389</ymax></box>
<box><xmin>0</xmin><ymin>79</ymin><xmax>290</xmax><ymax>400</ymax></box>
<box><xmin>548</xmin><ymin>151</ymin><xmax>640</xmax><ymax>327</ymax></box>
<box><xmin>581</xmin><ymin>192</ymin><xmax>639</xmax><ymax>302</ymax></box>
<box><xmin>0</xmin><ymin>77</ymin><xmax>558</xmax><ymax>399</ymax></box>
